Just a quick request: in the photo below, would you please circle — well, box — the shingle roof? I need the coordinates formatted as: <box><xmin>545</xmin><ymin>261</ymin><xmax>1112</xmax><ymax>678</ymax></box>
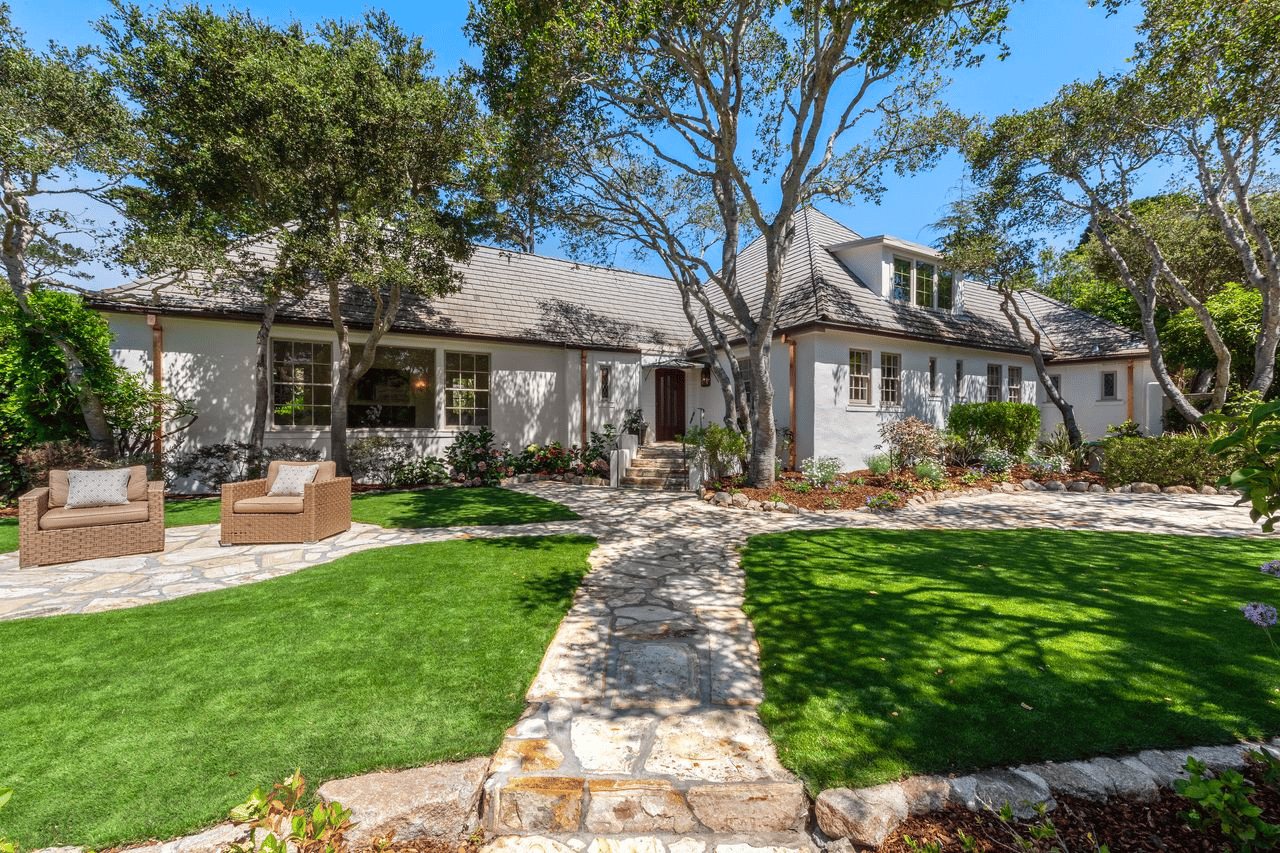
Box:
<box><xmin>90</xmin><ymin>244</ymin><xmax>695</xmax><ymax>353</ymax></box>
<box><xmin>746</xmin><ymin>207</ymin><xmax>1147</xmax><ymax>362</ymax></box>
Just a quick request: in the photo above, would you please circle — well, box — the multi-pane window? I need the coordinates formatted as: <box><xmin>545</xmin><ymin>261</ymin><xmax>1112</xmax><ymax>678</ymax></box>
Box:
<box><xmin>1007</xmin><ymin>366</ymin><xmax>1023</xmax><ymax>403</ymax></box>
<box><xmin>600</xmin><ymin>366</ymin><xmax>611</xmax><ymax>401</ymax></box>
<box><xmin>938</xmin><ymin>270</ymin><xmax>955</xmax><ymax>310</ymax></box>
<box><xmin>986</xmin><ymin>364</ymin><xmax>1003</xmax><ymax>403</ymax></box>
<box><xmin>445</xmin><ymin>352</ymin><xmax>491</xmax><ymax>427</ymax></box>
<box><xmin>915</xmin><ymin>263</ymin><xmax>935</xmax><ymax>308</ymax></box>
<box><xmin>880</xmin><ymin>352</ymin><xmax>902</xmax><ymax>407</ymax></box>
<box><xmin>929</xmin><ymin>356</ymin><xmax>939</xmax><ymax>396</ymax></box>
<box><xmin>737</xmin><ymin>358</ymin><xmax>753</xmax><ymax>407</ymax></box>
<box><xmin>1101</xmin><ymin>371</ymin><xmax>1118</xmax><ymax>401</ymax></box>
<box><xmin>349</xmin><ymin>344</ymin><xmax>435</xmax><ymax>428</ymax></box>
<box><xmin>849</xmin><ymin>349</ymin><xmax>871</xmax><ymax>404</ymax></box>
<box><xmin>955</xmin><ymin>359</ymin><xmax>964</xmax><ymax>401</ymax></box>
<box><xmin>272</xmin><ymin>340</ymin><xmax>332</xmax><ymax>427</ymax></box>
<box><xmin>891</xmin><ymin>257</ymin><xmax>953</xmax><ymax>310</ymax></box>
<box><xmin>892</xmin><ymin>259</ymin><xmax>912</xmax><ymax>302</ymax></box>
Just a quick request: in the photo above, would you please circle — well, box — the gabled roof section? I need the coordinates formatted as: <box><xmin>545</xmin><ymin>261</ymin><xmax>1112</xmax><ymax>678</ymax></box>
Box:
<box><xmin>740</xmin><ymin>206</ymin><xmax>1147</xmax><ymax>361</ymax></box>
<box><xmin>90</xmin><ymin>244</ymin><xmax>695</xmax><ymax>354</ymax></box>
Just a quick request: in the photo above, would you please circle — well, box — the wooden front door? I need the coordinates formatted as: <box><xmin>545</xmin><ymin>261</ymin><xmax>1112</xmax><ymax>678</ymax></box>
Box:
<box><xmin>654</xmin><ymin>368</ymin><xmax>686</xmax><ymax>442</ymax></box>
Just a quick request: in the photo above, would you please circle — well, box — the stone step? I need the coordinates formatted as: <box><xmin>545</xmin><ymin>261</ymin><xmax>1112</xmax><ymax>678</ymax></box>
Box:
<box><xmin>482</xmin><ymin>832</ymin><xmax>817</xmax><ymax>853</ymax></box>
<box><xmin>625</xmin><ymin>464</ymin><xmax>688</xmax><ymax>477</ymax></box>
<box><xmin>620</xmin><ymin>476</ymin><xmax>687</xmax><ymax>489</ymax></box>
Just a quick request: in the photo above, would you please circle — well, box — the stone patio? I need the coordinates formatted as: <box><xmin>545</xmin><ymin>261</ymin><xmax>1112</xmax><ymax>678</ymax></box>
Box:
<box><xmin>5</xmin><ymin>483</ymin><xmax>1268</xmax><ymax>853</ymax></box>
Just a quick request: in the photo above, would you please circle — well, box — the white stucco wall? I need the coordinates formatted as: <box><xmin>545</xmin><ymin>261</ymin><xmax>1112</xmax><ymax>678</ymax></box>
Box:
<box><xmin>102</xmin><ymin>312</ymin><xmax>643</xmax><ymax>465</ymax></box>
<box><xmin>1038</xmin><ymin>357</ymin><xmax>1161</xmax><ymax>440</ymax></box>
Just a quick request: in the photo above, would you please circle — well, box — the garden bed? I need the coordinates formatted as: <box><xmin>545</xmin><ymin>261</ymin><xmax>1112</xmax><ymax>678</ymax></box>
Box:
<box><xmin>706</xmin><ymin>466</ymin><xmax>1107</xmax><ymax>512</ymax></box>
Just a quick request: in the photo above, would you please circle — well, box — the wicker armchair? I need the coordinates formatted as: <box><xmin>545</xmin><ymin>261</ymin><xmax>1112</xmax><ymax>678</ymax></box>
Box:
<box><xmin>220</xmin><ymin>460</ymin><xmax>351</xmax><ymax>546</ymax></box>
<box><xmin>19</xmin><ymin>470</ymin><xmax>165</xmax><ymax>567</ymax></box>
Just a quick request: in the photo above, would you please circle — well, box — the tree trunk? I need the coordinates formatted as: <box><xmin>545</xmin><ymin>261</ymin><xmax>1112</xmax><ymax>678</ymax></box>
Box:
<box><xmin>999</xmin><ymin>291</ymin><xmax>1082</xmax><ymax>446</ymax></box>
<box><xmin>249</xmin><ymin>297</ymin><xmax>278</xmax><ymax>455</ymax></box>
<box><xmin>746</xmin><ymin>332</ymin><xmax>776</xmax><ymax>486</ymax></box>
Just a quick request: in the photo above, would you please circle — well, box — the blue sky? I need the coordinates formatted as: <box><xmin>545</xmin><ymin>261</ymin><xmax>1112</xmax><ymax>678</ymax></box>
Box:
<box><xmin>15</xmin><ymin>0</ymin><xmax>1147</xmax><ymax>285</ymax></box>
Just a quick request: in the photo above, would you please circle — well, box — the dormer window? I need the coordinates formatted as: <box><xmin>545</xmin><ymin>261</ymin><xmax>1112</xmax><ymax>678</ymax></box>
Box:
<box><xmin>891</xmin><ymin>256</ymin><xmax>953</xmax><ymax>310</ymax></box>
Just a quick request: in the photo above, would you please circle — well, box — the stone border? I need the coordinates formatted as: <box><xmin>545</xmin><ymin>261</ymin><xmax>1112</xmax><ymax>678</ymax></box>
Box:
<box><xmin>814</xmin><ymin>738</ymin><xmax>1280</xmax><ymax>849</ymax></box>
<box><xmin>697</xmin><ymin>479</ymin><xmax>1236</xmax><ymax>516</ymax></box>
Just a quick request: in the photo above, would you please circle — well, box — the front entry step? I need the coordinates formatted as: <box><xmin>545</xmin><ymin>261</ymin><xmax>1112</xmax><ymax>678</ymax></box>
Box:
<box><xmin>621</xmin><ymin>444</ymin><xmax>689</xmax><ymax>491</ymax></box>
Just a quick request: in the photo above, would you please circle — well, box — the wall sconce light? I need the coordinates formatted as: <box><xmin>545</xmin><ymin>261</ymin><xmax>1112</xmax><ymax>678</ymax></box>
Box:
<box><xmin>700</xmin><ymin>366</ymin><xmax>711</xmax><ymax>387</ymax></box>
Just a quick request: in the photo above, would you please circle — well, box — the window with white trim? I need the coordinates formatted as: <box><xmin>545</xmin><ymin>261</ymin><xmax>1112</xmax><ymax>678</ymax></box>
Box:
<box><xmin>929</xmin><ymin>356</ymin><xmax>939</xmax><ymax>396</ymax></box>
<box><xmin>892</xmin><ymin>258</ymin><xmax>912</xmax><ymax>302</ymax></box>
<box><xmin>890</xmin><ymin>257</ymin><xmax>954</xmax><ymax>310</ymax></box>
<box><xmin>445</xmin><ymin>352</ymin><xmax>491</xmax><ymax>426</ymax></box>
<box><xmin>600</xmin><ymin>365</ymin><xmax>611</xmax><ymax>401</ymax></box>
<box><xmin>849</xmin><ymin>349</ymin><xmax>871</xmax><ymax>404</ymax></box>
<box><xmin>272</xmin><ymin>339</ymin><xmax>332</xmax><ymax>427</ymax></box>
<box><xmin>881</xmin><ymin>352</ymin><xmax>901</xmax><ymax>407</ymax></box>
<box><xmin>986</xmin><ymin>364</ymin><xmax>1003</xmax><ymax>403</ymax></box>
<box><xmin>915</xmin><ymin>263</ymin><xmax>935</xmax><ymax>308</ymax></box>
<box><xmin>1007</xmin><ymin>366</ymin><xmax>1023</xmax><ymax>403</ymax></box>
<box><xmin>955</xmin><ymin>359</ymin><xmax>964</xmax><ymax>401</ymax></box>
<box><xmin>1101</xmin><ymin>371</ymin><xmax>1118</xmax><ymax>401</ymax></box>
<box><xmin>938</xmin><ymin>269</ymin><xmax>955</xmax><ymax>310</ymax></box>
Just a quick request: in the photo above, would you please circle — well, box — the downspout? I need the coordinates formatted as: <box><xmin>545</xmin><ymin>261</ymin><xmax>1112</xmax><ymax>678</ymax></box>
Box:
<box><xmin>146</xmin><ymin>313</ymin><xmax>164</xmax><ymax>472</ymax></box>
<box><xmin>1126</xmin><ymin>359</ymin><xmax>1135</xmax><ymax>424</ymax></box>
<box><xmin>785</xmin><ymin>334</ymin><xmax>797</xmax><ymax>471</ymax></box>
<box><xmin>580</xmin><ymin>348</ymin><xmax>588</xmax><ymax>448</ymax></box>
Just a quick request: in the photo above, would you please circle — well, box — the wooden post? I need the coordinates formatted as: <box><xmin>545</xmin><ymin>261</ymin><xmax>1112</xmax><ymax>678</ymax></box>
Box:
<box><xmin>784</xmin><ymin>334</ymin><xmax>797</xmax><ymax>471</ymax></box>
<box><xmin>146</xmin><ymin>314</ymin><xmax>164</xmax><ymax>472</ymax></box>
<box><xmin>580</xmin><ymin>348</ymin><xmax>588</xmax><ymax>448</ymax></box>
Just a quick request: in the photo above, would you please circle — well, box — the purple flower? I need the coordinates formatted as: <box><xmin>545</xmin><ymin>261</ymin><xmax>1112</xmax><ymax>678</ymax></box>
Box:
<box><xmin>1262</xmin><ymin>560</ymin><xmax>1280</xmax><ymax>577</ymax></box>
<box><xmin>1241</xmin><ymin>602</ymin><xmax>1278</xmax><ymax>628</ymax></box>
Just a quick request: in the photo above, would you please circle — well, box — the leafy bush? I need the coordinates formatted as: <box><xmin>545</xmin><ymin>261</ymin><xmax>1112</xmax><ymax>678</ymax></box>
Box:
<box><xmin>941</xmin><ymin>429</ymin><xmax>987</xmax><ymax>466</ymax></box>
<box><xmin>1101</xmin><ymin>435</ymin><xmax>1227</xmax><ymax>488</ymax></box>
<box><xmin>581</xmin><ymin>425</ymin><xmax>617</xmax><ymax>477</ymax></box>
<box><xmin>445</xmin><ymin>427</ymin><xmax>510</xmax><ymax>486</ymax></box>
<box><xmin>1176</xmin><ymin>755</ymin><xmax>1280</xmax><ymax>852</ymax></box>
<box><xmin>228</xmin><ymin>772</ymin><xmax>354</xmax><ymax>853</ymax></box>
<box><xmin>682</xmin><ymin>424</ymin><xmax>746</xmax><ymax>480</ymax></box>
<box><xmin>1106</xmin><ymin>418</ymin><xmax>1144</xmax><ymax>438</ymax></box>
<box><xmin>519</xmin><ymin>441</ymin><xmax>576</xmax><ymax>476</ymax></box>
<box><xmin>1025</xmin><ymin>452</ymin><xmax>1068</xmax><ymax>475</ymax></box>
<box><xmin>621</xmin><ymin>408</ymin><xmax>647</xmax><ymax>437</ymax></box>
<box><xmin>947</xmin><ymin>402</ymin><xmax>1040</xmax><ymax>455</ymax></box>
<box><xmin>1038</xmin><ymin>423</ymin><xmax>1089</xmax><ymax>471</ymax></box>
<box><xmin>800</xmin><ymin>456</ymin><xmax>842</xmax><ymax>487</ymax></box>
<box><xmin>166</xmin><ymin>442</ymin><xmax>322</xmax><ymax>489</ymax></box>
<box><xmin>979</xmin><ymin>447</ymin><xmax>1017</xmax><ymax>473</ymax></box>
<box><xmin>864</xmin><ymin>453</ymin><xmax>892</xmax><ymax>475</ymax></box>
<box><xmin>347</xmin><ymin>436</ymin><xmax>412</xmax><ymax>486</ymax></box>
<box><xmin>1208</xmin><ymin>399</ymin><xmax>1280</xmax><ymax>531</ymax></box>
<box><xmin>914</xmin><ymin>458</ymin><xmax>946</xmax><ymax>486</ymax></box>
<box><xmin>878</xmin><ymin>417</ymin><xmax>942</xmax><ymax>469</ymax></box>
<box><xmin>391</xmin><ymin>456</ymin><xmax>449</xmax><ymax>488</ymax></box>
<box><xmin>15</xmin><ymin>441</ymin><xmax>110</xmax><ymax>488</ymax></box>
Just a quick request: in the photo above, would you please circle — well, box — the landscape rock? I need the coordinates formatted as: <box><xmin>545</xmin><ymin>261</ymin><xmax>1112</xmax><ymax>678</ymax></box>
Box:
<box><xmin>482</xmin><ymin>836</ymin><xmax>576</xmax><ymax>853</ymax></box>
<box><xmin>1189</xmin><ymin>744</ymin><xmax>1252</xmax><ymax>771</ymax></box>
<box><xmin>317</xmin><ymin>758</ymin><xmax>488</xmax><ymax>844</ymax></box>
<box><xmin>1067</xmin><ymin>481</ymin><xmax>1090</xmax><ymax>492</ymax></box>
<box><xmin>686</xmin><ymin>781</ymin><xmax>808</xmax><ymax>833</ymax></box>
<box><xmin>1021</xmin><ymin>479</ymin><xmax>1044</xmax><ymax>491</ymax></box>
<box><xmin>584</xmin><ymin>780</ymin><xmax>696</xmax><ymax>834</ymax></box>
<box><xmin>1043</xmin><ymin>480</ymin><xmax>1066</xmax><ymax>492</ymax></box>
<box><xmin>1132</xmin><ymin>482</ymin><xmax>1161</xmax><ymax>494</ymax></box>
<box><xmin>951</xmin><ymin>769</ymin><xmax>1054</xmax><ymax>819</ymax></box>
<box><xmin>1086</xmin><ymin>757</ymin><xmax>1160</xmax><ymax>802</ymax></box>
<box><xmin>1134</xmin><ymin>750</ymin><xmax>1195</xmax><ymax>786</ymax></box>
<box><xmin>1117</xmin><ymin>484</ymin><xmax>1133</xmax><ymax>493</ymax></box>
<box><xmin>116</xmin><ymin>823</ymin><xmax>248</xmax><ymax>853</ymax></box>
<box><xmin>900</xmin><ymin>775</ymin><xmax>950</xmax><ymax>815</ymax></box>
<box><xmin>1089</xmin><ymin>484</ymin><xmax>1106</xmax><ymax>493</ymax></box>
<box><xmin>1016</xmin><ymin>762</ymin><xmax>1109</xmax><ymax>803</ymax></box>
<box><xmin>731</xmin><ymin>492</ymin><xmax>749</xmax><ymax>507</ymax></box>
<box><xmin>815</xmin><ymin>783</ymin><xmax>908</xmax><ymax>848</ymax></box>
<box><xmin>1163</xmin><ymin>485</ymin><xmax>1197</xmax><ymax>495</ymax></box>
<box><xmin>713</xmin><ymin>492</ymin><xmax>732</xmax><ymax>506</ymax></box>
<box><xmin>491</xmin><ymin>776</ymin><xmax>585</xmax><ymax>833</ymax></box>
<box><xmin>1200</xmin><ymin>485</ymin><xmax>1219</xmax><ymax>495</ymax></box>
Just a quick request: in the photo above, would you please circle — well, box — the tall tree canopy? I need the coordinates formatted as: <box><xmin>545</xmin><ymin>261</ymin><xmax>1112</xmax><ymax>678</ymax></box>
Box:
<box><xmin>963</xmin><ymin>0</ymin><xmax>1280</xmax><ymax>423</ymax></box>
<box><xmin>0</xmin><ymin>3</ymin><xmax>137</xmax><ymax>453</ymax></box>
<box><xmin>102</xmin><ymin>5</ymin><xmax>492</xmax><ymax>473</ymax></box>
<box><xmin>469</xmin><ymin>0</ymin><xmax>1011</xmax><ymax>485</ymax></box>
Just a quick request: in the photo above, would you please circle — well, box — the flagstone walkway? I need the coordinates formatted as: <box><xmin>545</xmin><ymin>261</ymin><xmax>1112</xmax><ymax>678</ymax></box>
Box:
<box><xmin>2</xmin><ymin>484</ymin><xmax>1268</xmax><ymax>853</ymax></box>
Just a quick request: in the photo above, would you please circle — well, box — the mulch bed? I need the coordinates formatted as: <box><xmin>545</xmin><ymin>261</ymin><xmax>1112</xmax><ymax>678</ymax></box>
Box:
<box><xmin>710</xmin><ymin>466</ymin><xmax>1106</xmax><ymax>512</ymax></box>
<box><xmin>879</xmin><ymin>761</ymin><xmax>1280</xmax><ymax>852</ymax></box>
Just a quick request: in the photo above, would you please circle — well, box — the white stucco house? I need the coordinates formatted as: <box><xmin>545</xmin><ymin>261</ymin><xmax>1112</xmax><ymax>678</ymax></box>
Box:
<box><xmin>89</xmin><ymin>207</ymin><xmax>1158</xmax><ymax>477</ymax></box>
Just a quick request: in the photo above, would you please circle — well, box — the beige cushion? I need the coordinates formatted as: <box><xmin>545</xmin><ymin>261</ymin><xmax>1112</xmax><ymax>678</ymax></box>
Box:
<box><xmin>268</xmin><ymin>464</ymin><xmax>318</xmax><ymax>496</ymax></box>
<box><xmin>49</xmin><ymin>466</ymin><xmax>147</xmax><ymax>506</ymax></box>
<box><xmin>39</xmin><ymin>501</ymin><xmax>150</xmax><ymax>530</ymax></box>
<box><xmin>265</xmin><ymin>460</ymin><xmax>335</xmax><ymax>492</ymax></box>
<box><xmin>234</xmin><ymin>496</ymin><xmax>305</xmax><ymax>514</ymax></box>
<box><xmin>66</xmin><ymin>468</ymin><xmax>132</xmax><ymax>508</ymax></box>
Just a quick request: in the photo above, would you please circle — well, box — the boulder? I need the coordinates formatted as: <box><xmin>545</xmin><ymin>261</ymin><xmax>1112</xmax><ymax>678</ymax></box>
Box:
<box><xmin>1089</xmin><ymin>484</ymin><xmax>1106</xmax><ymax>493</ymax></box>
<box><xmin>731</xmin><ymin>492</ymin><xmax>750</xmax><ymax>507</ymax></box>
<box><xmin>317</xmin><ymin>758</ymin><xmax>488</xmax><ymax>844</ymax></box>
<box><xmin>1043</xmin><ymin>481</ymin><xmax>1066</xmax><ymax>492</ymax></box>
<box><xmin>950</xmin><ymin>769</ymin><xmax>1054</xmax><ymax>820</ymax></box>
<box><xmin>713</xmin><ymin>492</ymin><xmax>733</xmax><ymax>506</ymax></box>
<box><xmin>1131</xmin><ymin>482</ymin><xmax>1161</xmax><ymax>494</ymax></box>
<box><xmin>1163</xmin><ymin>485</ymin><xmax>1197</xmax><ymax>495</ymax></box>
<box><xmin>1067</xmin><ymin>481</ymin><xmax>1090</xmax><ymax>492</ymax></box>
<box><xmin>686</xmin><ymin>781</ymin><xmax>808</xmax><ymax>833</ymax></box>
<box><xmin>815</xmin><ymin>784</ymin><xmax>908</xmax><ymax>848</ymax></box>
<box><xmin>1021</xmin><ymin>479</ymin><xmax>1045</xmax><ymax>491</ymax></box>
<box><xmin>1200</xmin><ymin>485</ymin><xmax>1219</xmax><ymax>495</ymax></box>
<box><xmin>1016</xmin><ymin>762</ymin><xmax>1109</xmax><ymax>802</ymax></box>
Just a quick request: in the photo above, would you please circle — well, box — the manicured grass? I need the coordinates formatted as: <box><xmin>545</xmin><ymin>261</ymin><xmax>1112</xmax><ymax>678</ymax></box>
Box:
<box><xmin>0</xmin><ymin>535</ymin><xmax>594</xmax><ymax>849</ymax></box>
<box><xmin>0</xmin><ymin>518</ymin><xmax>14</xmax><ymax>554</ymax></box>
<box><xmin>742</xmin><ymin>529</ymin><xmax>1280</xmax><ymax>793</ymax></box>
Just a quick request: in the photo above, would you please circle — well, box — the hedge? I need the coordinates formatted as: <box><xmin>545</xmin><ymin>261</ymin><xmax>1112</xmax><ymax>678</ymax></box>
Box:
<box><xmin>946</xmin><ymin>402</ymin><xmax>1040</xmax><ymax>454</ymax></box>
<box><xmin>1100</xmin><ymin>435</ymin><xmax>1229</xmax><ymax>487</ymax></box>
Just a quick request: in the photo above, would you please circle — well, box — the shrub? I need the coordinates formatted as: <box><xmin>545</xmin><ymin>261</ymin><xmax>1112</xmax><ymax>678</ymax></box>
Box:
<box><xmin>947</xmin><ymin>402</ymin><xmax>1040</xmax><ymax>455</ymax></box>
<box><xmin>682</xmin><ymin>424</ymin><xmax>746</xmax><ymax>480</ymax></box>
<box><xmin>1101</xmin><ymin>434</ymin><xmax>1228</xmax><ymax>487</ymax></box>
<box><xmin>245</xmin><ymin>444</ymin><xmax>323</xmax><ymax>479</ymax></box>
<box><xmin>914</xmin><ymin>458</ymin><xmax>946</xmax><ymax>486</ymax></box>
<box><xmin>391</xmin><ymin>456</ymin><xmax>449</xmax><ymax>488</ymax></box>
<box><xmin>582</xmin><ymin>425</ymin><xmax>617</xmax><ymax>477</ymax></box>
<box><xmin>979</xmin><ymin>447</ymin><xmax>1017</xmax><ymax>473</ymax></box>
<box><xmin>864</xmin><ymin>453</ymin><xmax>892</xmax><ymax>475</ymax></box>
<box><xmin>1106</xmin><ymin>418</ymin><xmax>1144</xmax><ymax>438</ymax></box>
<box><xmin>1025</xmin><ymin>452</ymin><xmax>1068</xmax><ymax>475</ymax></box>
<box><xmin>800</xmin><ymin>456</ymin><xmax>842</xmax><ymax>487</ymax></box>
<box><xmin>445</xmin><ymin>427</ymin><xmax>509</xmax><ymax>486</ymax></box>
<box><xmin>347</xmin><ymin>436</ymin><xmax>412</xmax><ymax>486</ymax></box>
<box><xmin>878</xmin><ymin>417</ymin><xmax>942</xmax><ymax>469</ymax></box>
<box><xmin>15</xmin><ymin>441</ymin><xmax>110</xmax><ymax>488</ymax></box>
<box><xmin>166</xmin><ymin>442</ymin><xmax>321</xmax><ymax>489</ymax></box>
<box><xmin>1038</xmin><ymin>423</ymin><xmax>1089</xmax><ymax>471</ymax></box>
<box><xmin>941</xmin><ymin>429</ymin><xmax>987</xmax><ymax>466</ymax></box>
<box><xmin>519</xmin><ymin>441</ymin><xmax>576</xmax><ymax>476</ymax></box>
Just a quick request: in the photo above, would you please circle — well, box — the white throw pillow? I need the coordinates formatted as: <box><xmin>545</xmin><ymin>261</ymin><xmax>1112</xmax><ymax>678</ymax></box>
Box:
<box><xmin>268</xmin><ymin>464</ymin><xmax>319</xmax><ymax>497</ymax></box>
<box><xmin>65</xmin><ymin>468</ymin><xmax>133</xmax><ymax>508</ymax></box>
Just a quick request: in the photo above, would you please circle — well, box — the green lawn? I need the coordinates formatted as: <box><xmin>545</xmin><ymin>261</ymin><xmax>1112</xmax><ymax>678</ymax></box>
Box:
<box><xmin>742</xmin><ymin>528</ymin><xmax>1280</xmax><ymax>793</ymax></box>
<box><xmin>0</xmin><ymin>488</ymin><xmax>578</xmax><ymax>554</ymax></box>
<box><xmin>0</xmin><ymin>535</ymin><xmax>593</xmax><ymax>849</ymax></box>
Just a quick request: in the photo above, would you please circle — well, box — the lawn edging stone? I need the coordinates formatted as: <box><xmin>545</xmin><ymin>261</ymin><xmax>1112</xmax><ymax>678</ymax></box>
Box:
<box><xmin>814</xmin><ymin>739</ymin><xmax>1271</xmax><ymax>849</ymax></box>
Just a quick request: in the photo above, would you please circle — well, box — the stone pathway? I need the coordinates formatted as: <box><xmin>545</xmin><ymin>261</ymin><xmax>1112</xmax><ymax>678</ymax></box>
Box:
<box><xmin>4</xmin><ymin>484</ymin><xmax>1269</xmax><ymax>853</ymax></box>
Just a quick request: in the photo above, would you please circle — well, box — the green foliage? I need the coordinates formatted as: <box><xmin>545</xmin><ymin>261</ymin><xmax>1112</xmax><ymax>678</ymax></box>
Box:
<box><xmin>1176</xmin><ymin>756</ymin><xmax>1280</xmax><ymax>852</ymax></box>
<box><xmin>389</xmin><ymin>457</ymin><xmax>449</xmax><ymax>489</ymax></box>
<box><xmin>864</xmin><ymin>453</ymin><xmax>893</xmax><ymax>476</ymax></box>
<box><xmin>865</xmin><ymin>492</ymin><xmax>899</xmax><ymax>510</ymax></box>
<box><xmin>979</xmin><ymin>447</ymin><xmax>1017</xmax><ymax>473</ymax></box>
<box><xmin>947</xmin><ymin>402</ymin><xmax>1040</xmax><ymax>455</ymax></box>
<box><xmin>800</xmin><ymin>456</ymin><xmax>842</xmax><ymax>488</ymax></box>
<box><xmin>0</xmin><ymin>787</ymin><xmax>16</xmax><ymax>853</ymax></box>
<box><xmin>1208</xmin><ymin>399</ymin><xmax>1280</xmax><ymax>532</ymax></box>
<box><xmin>914</xmin><ymin>458</ymin><xmax>946</xmax><ymax>487</ymax></box>
<box><xmin>227</xmin><ymin>772</ymin><xmax>352</xmax><ymax>853</ymax></box>
<box><xmin>682</xmin><ymin>424</ymin><xmax>746</xmax><ymax>481</ymax></box>
<box><xmin>1039</xmin><ymin>424</ymin><xmax>1090</xmax><ymax>471</ymax></box>
<box><xmin>166</xmin><ymin>443</ymin><xmax>323</xmax><ymax>489</ymax></box>
<box><xmin>1164</xmin><ymin>282</ymin><xmax>1273</xmax><ymax>388</ymax></box>
<box><xmin>445</xmin><ymin>427</ymin><xmax>509</xmax><ymax>486</ymax></box>
<box><xmin>878</xmin><ymin>417</ymin><xmax>943</xmax><ymax>470</ymax></box>
<box><xmin>347</xmin><ymin>437</ymin><xmax>412</xmax><ymax>487</ymax></box>
<box><xmin>1106</xmin><ymin>419</ymin><xmax>1144</xmax><ymax>439</ymax></box>
<box><xmin>1101</xmin><ymin>435</ymin><xmax>1227</xmax><ymax>488</ymax></box>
